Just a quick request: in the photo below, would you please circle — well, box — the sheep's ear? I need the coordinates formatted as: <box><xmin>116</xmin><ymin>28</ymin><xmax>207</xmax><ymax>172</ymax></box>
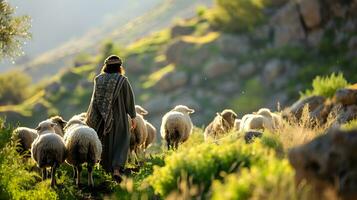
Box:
<box><xmin>233</xmin><ymin>113</ymin><xmax>238</xmax><ymax>119</ymax></box>
<box><xmin>35</xmin><ymin>125</ymin><xmax>41</xmax><ymax>131</ymax></box>
<box><xmin>189</xmin><ymin>109</ymin><xmax>195</xmax><ymax>114</ymax></box>
<box><xmin>216</xmin><ymin>112</ymin><xmax>221</xmax><ymax>117</ymax></box>
<box><xmin>50</xmin><ymin>122</ymin><xmax>56</xmax><ymax>128</ymax></box>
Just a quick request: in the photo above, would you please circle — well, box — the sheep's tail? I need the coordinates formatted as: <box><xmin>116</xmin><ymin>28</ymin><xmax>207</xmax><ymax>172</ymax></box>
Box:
<box><xmin>166</xmin><ymin>127</ymin><xmax>180</xmax><ymax>141</ymax></box>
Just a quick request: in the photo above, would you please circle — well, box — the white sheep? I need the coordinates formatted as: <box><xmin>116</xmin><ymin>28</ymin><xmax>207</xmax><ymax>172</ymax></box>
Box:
<box><xmin>13</xmin><ymin>116</ymin><xmax>67</xmax><ymax>154</ymax></box>
<box><xmin>128</xmin><ymin>113</ymin><xmax>148</xmax><ymax>163</ymax></box>
<box><xmin>239</xmin><ymin>108</ymin><xmax>277</xmax><ymax>132</ymax></box>
<box><xmin>204</xmin><ymin>109</ymin><xmax>238</xmax><ymax>141</ymax></box>
<box><xmin>161</xmin><ymin>105</ymin><xmax>195</xmax><ymax>149</ymax></box>
<box><xmin>31</xmin><ymin>120</ymin><xmax>66</xmax><ymax>187</ymax></box>
<box><xmin>63</xmin><ymin>114</ymin><xmax>102</xmax><ymax>187</ymax></box>
<box><xmin>134</xmin><ymin>105</ymin><xmax>156</xmax><ymax>149</ymax></box>
<box><xmin>234</xmin><ymin>119</ymin><xmax>241</xmax><ymax>132</ymax></box>
<box><xmin>145</xmin><ymin>121</ymin><xmax>156</xmax><ymax>149</ymax></box>
<box><xmin>257</xmin><ymin>108</ymin><xmax>283</xmax><ymax>129</ymax></box>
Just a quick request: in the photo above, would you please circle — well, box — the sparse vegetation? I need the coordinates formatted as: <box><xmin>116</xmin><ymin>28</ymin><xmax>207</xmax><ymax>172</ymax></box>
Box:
<box><xmin>0</xmin><ymin>71</ymin><xmax>32</xmax><ymax>106</ymax></box>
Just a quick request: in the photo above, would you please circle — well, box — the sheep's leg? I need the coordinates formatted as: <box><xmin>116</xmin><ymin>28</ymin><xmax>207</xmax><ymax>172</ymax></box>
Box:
<box><xmin>50</xmin><ymin>162</ymin><xmax>58</xmax><ymax>187</ymax></box>
<box><xmin>72</xmin><ymin>166</ymin><xmax>77</xmax><ymax>180</ymax></box>
<box><xmin>76</xmin><ymin>165</ymin><xmax>82</xmax><ymax>186</ymax></box>
<box><xmin>87</xmin><ymin>164</ymin><xmax>94</xmax><ymax>187</ymax></box>
<box><xmin>174</xmin><ymin>141</ymin><xmax>179</xmax><ymax>150</ymax></box>
<box><xmin>42</xmin><ymin>168</ymin><xmax>47</xmax><ymax>181</ymax></box>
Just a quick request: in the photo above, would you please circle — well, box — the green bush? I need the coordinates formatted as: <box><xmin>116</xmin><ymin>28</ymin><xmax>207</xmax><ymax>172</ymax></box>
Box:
<box><xmin>300</xmin><ymin>72</ymin><xmax>349</xmax><ymax>98</ymax></box>
<box><xmin>0</xmin><ymin>70</ymin><xmax>32</xmax><ymax>105</ymax></box>
<box><xmin>146</xmin><ymin>136</ymin><xmax>272</xmax><ymax>197</ymax></box>
<box><xmin>208</xmin><ymin>0</ymin><xmax>266</xmax><ymax>33</ymax></box>
<box><xmin>211</xmin><ymin>158</ymin><xmax>310</xmax><ymax>200</ymax></box>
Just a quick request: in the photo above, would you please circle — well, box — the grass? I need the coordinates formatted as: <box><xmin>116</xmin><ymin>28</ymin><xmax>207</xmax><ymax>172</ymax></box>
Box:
<box><xmin>181</xmin><ymin>32</ymin><xmax>220</xmax><ymax>45</ymax></box>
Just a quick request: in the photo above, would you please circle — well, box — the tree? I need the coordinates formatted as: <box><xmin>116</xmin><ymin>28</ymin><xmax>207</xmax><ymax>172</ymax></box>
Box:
<box><xmin>0</xmin><ymin>1</ymin><xmax>31</xmax><ymax>60</ymax></box>
<box><xmin>0</xmin><ymin>70</ymin><xmax>32</xmax><ymax>105</ymax></box>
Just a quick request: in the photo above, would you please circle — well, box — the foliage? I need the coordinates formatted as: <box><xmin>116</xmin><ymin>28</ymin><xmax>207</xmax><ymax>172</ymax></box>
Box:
<box><xmin>0</xmin><ymin>70</ymin><xmax>32</xmax><ymax>105</ymax></box>
<box><xmin>208</xmin><ymin>0</ymin><xmax>266</xmax><ymax>33</ymax></box>
<box><xmin>300</xmin><ymin>72</ymin><xmax>349</xmax><ymax>99</ymax></box>
<box><xmin>211</xmin><ymin>158</ymin><xmax>310</xmax><ymax>200</ymax></box>
<box><xmin>0</xmin><ymin>1</ymin><xmax>31</xmax><ymax>60</ymax></box>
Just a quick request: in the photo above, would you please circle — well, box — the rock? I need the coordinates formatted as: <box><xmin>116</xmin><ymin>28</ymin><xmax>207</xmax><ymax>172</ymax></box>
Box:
<box><xmin>238</xmin><ymin>62</ymin><xmax>257</xmax><ymax>78</ymax></box>
<box><xmin>271</xmin><ymin>2</ymin><xmax>306</xmax><ymax>47</ymax></box>
<box><xmin>203</xmin><ymin>57</ymin><xmax>236</xmax><ymax>78</ymax></box>
<box><xmin>288</xmin><ymin>128</ymin><xmax>357</xmax><ymax>199</ymax></box>
<box><xmin>298</xmin><ymin>0</ymin><xmax>322</xmax><ymax>29</ymax></box>
<box><xmin>45</xmin><ymin>81</ymin><xmax>61</xmax><ymax>95</ymax></box>
<box><xmin>307</xmin><ymin>28</ymin><xmax>324</xmax><ymax>47</ymax></box>
<box><xmin>171</xmin><ymin>24</ymin><xmax>195</xmax><ymax>38</ymax></box>
<box><xmin>33</xmin><ymin>102</ymin><xmax>47</xmax><ymax>113</ymax></box>
<box><xmin>263</xmin><ymin>59</ymin><xmax>285</xmax><ymax>84</ymax></box>
<box><xmin>217</xmin><ymin>81</ymin><xmax>238</xmax><ymax>94</ymax></box>
<box><xmin>335</xmin><ymin>105</ymin><xmax>357</xmax><ymax>125</ymax></box>
<box><xmin>335</xmin><ymin>88</ymin><xmax>357</xmax><ymax>106</ymax></box>
<box><xmin>144</xmin><ymin>95</ymin><xmax>171</xmax><ymax>115</ymax></box>
<box><xmin>155</xmin><ymin>71</ymin><xmax>188</xmax><ymax>92</ymax></box>
<box><xmin>244</xmin><ymin>131</ymin><xmax>263</xmax><ymax>144</ymax></box>
<box><xmin>217</xmin><ymin>34</ymin><xmax>251</xmax><ymax>55</ymax></box>
<box><xmin>309</xmin><ymin>101</ymin><xmax>334</xmax><ymax>124</ymax></box>
<box><xmin>348</xmin><ymin>36</ymin><xmax>357</xmax><ymax>57</ymax></box>
<box><xmin>125</xmin><ymin>56</ymin><xmax>145</xmax><ymax>73</ymax></box>
<box><xmin>283</xmin><ymin>95</ymin><xmax>325</xmax><ymax>120</ymax></box>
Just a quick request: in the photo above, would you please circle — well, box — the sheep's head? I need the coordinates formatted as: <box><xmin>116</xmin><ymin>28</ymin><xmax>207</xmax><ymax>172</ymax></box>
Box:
<box><xmin>220</xmin><ymin>109</ymin><xmax>237</xmax><ymax>129</ymax></box>
<box><xmin>172</xmin><ymin>105</ymin><xmax>195</xmax><ymax>115</ymax></box>
<box><xmin>135</xmin><ymin>105</ymin><xmax>149</xmax><ymax>116</ymax></box>
<box><xmin>257</xmin><ymin>108</ymin><xmax>273</xmax><ymax>118</ymax></box>
<box><xmin>50</xmin><ymin>116</ymin><xmax>67</xmax><ymax>129</ymax></box>
<box><xmin>78</xmin><ymin>112</ymin><xmax>87</xmax><ymax>120</ymax></box>
<box><xmin>35</xmin><ymin>120</ymin><xmax>57</xmax><ymax>135</ymax></box>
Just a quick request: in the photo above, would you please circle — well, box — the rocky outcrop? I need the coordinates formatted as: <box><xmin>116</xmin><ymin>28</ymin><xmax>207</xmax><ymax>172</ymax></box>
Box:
<box><xmin>298</xmin><ymin>0</ymin><xmax>322</xmax><ymax>29</ymax></box>
<box><xmin>289</xmin><ymin>128</ymin><xmax>357</xmax><ymax>200</ymax></box>
<box><xmin>283</xmin><ymin>95</ymin><xmax>325</xmax><ymax>121</ymax></box>
<box><xmin>271</xmin><ymin>2</ymin><xmax>306</xmax><ymax>47</ymax></box>
<box><xmin>155</xmin><ymin>71</ymin><xmax>188</xmax><ymax>92</ymax></box>
<box><xmin>203</xmin><ymin>57</ymin><xmax>236</xmax><ymax>78</ymax></box>
<box><xmin>171</xmin><ymin>24</ymin><xmax>195</xmax><ymax>38</ymax></box>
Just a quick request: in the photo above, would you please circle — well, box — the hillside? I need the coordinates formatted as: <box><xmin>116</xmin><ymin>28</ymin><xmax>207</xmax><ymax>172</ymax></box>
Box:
<box><xmin>2</xmin><ymin>0</ymin><xmax>356</xmax><ymax>129</ymax></box>
<box><xmin>14</xmin><ymin>0</ymin><xmax>213</xmax><ymax>82</ymax></box>
<box><xmin>0</xmin><ymin>0</ymin><xmax>357</xmax><ymax>199</ymax></box>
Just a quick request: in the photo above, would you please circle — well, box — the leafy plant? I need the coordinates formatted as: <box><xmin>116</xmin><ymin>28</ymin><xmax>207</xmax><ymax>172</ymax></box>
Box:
<box><xmin>300</xmin><ymin>72</ymin><xmax>349</xmax><ymax>98</ymax></box>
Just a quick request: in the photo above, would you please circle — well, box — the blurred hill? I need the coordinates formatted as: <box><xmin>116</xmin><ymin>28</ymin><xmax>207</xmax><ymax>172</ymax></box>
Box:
<box><xmin>0</xmin><ymin>0</ymin><xmax>356</xmax><ymax>129</ymax></box>
<box><xmin>3</xmin><ymin>0</ymin><xmax>213</xmax><ymax>82</ymax></box>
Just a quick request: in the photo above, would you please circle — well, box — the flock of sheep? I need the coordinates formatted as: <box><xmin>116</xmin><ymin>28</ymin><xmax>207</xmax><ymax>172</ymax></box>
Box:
<box><xmin>11</xmin><ymin>104</ymin><xmax>282</xmax><ymax>187</ymax></box>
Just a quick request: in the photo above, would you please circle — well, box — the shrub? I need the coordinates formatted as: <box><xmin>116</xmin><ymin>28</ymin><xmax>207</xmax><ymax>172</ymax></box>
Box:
<box><xmin>300</xmin><ymin>72</ymin><xmax>349</xmax><ymax>98</ymax></box>
<box><xmin>0</xmin><ymin>70</ymin><xmax>32</xmax><ymax>105</ymax></box>
<box><xmin>211</xmin><ymin>158</ymin><xmax>311</xmax><ymax>200</ymax></box>
<box><xmin>145</xmin><ymin>136</ymin><xmax>272</xmax><ymax>197</ymax></box>
<box><xmin>207</xmin><ymin>0</ymin><xmax>266</xmax><ymax>33</ymax></box>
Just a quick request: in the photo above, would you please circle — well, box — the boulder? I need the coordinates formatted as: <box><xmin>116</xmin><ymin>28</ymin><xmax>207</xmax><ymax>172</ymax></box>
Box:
<box><xmin>335</xmin><ymin>104</ymin><xmax>357</xmax><ymax>125</ymax></box>
<box><xmin>298</xmin><ymin>0</ymin><xmax>322</xmax><ymax>29</ymax></box>
<box><xmin>283</xmin><ymin>95</ymin><xmax>325</xmax><ymax>120</ymax></box>
<box><xmin>155</xmin><ymin>71</ymin><xmax>188</xmax><ymax>92</ymax></box>
<box><xmin>289</xmin><ymin>128</ymin><xmax>357</xmax><ymax>199</ymax></box>
<box><xmin>217</xmin><ymin>34</ymin><xmax>251</xmax><ymax>55</ymax></box>
<box><xmin>307</xmin><ymin>28</ymin><xmax>324</xmax><ymax>47</ymax></box>
<box><xmin>171</xmin><ymin>24</ymin><xmax>195</xmax><ymax>38</ymax></box>
<box><xmin>203</xmin><ymin>57</ymin><xmax>236</xmax><ymax>78</ymax></box>
<box><xmin>238</xmin><ymin>62</ymin><xmax>257</xmax><ymax>78</ymax></box>
<box><xmin>335</xmin><ymin>88</ymin><xmax>357</xmax><ymax>106</ymax></box>
<box><xmin>271</xmin><ymin>2</ymin><xmax>306</xmax><ymax>47</ymax></box>
<box><xmin>263</xmin><ymin>59</ymin><xmax>285</xmax><ymax>84</ymax></box>
<box><xmin>144</xmin><ymin>95</ymin><xmax>171</xmax><ymax>115</ymax></box>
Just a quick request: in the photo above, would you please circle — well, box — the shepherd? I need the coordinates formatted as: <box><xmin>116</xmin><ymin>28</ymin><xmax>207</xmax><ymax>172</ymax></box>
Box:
<box><xmin>86</xmin><ymin>55</ymin><xmax>136</xmax><ymax>182</ymax></box>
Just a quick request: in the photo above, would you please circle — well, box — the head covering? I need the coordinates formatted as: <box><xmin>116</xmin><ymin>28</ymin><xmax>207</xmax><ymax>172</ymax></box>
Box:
<box><xmin>104</xmin><ymin>55</ymin><xmax>122</xmax><ymax>66</ymax></box>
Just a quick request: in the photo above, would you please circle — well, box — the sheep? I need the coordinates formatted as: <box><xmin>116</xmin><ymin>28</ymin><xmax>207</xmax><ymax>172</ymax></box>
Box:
<box><xmin>240</xmin><ymin>114</ymin><xmax>273</xmax><ymax>132</ymax></box>
<box><xmin>12</xmin><ymin>115</ymin><xmax>67</xmax><ymax>154</ymax></box>
<box><xmin>257</xmin><ymin>108</ymin><xmax>283</xmax><ymax>129</ymax></box>
<box><xmin>204</xmin><ymin>109</ymin><xmax>238</xmax><ymax>141</ymax></box>
<box><xmin>31</xmin><ymin>120</ymin><xmax>66</xmax><ymax>187</ymax></box>
<box><xmin>63</xmin><ymin>114</ymin><xmax>102</xmax><ymax>187</ymax></box>
<box><xmin>128</xmin><ymin>113</ymin><xmax>148</xmax><ymax>162</ymax></box>
<box><xmin>134</xmin><ymin>105</ymin><xmax>156</xmax><ymax>149</ymax></box>
<box><xmin>145</xmin><ymin>121</ymin><xmax>156</xmax><ymax>149</ymax></box>
<box><xmin>161</xmin><ymin>105</ymin><xmax>195</xmax><ymax>149</ymax></box>
<box><xmin>234</xmin><ymin>119</ymin><xmax>241</xmax><ymax>131</ymax></box>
